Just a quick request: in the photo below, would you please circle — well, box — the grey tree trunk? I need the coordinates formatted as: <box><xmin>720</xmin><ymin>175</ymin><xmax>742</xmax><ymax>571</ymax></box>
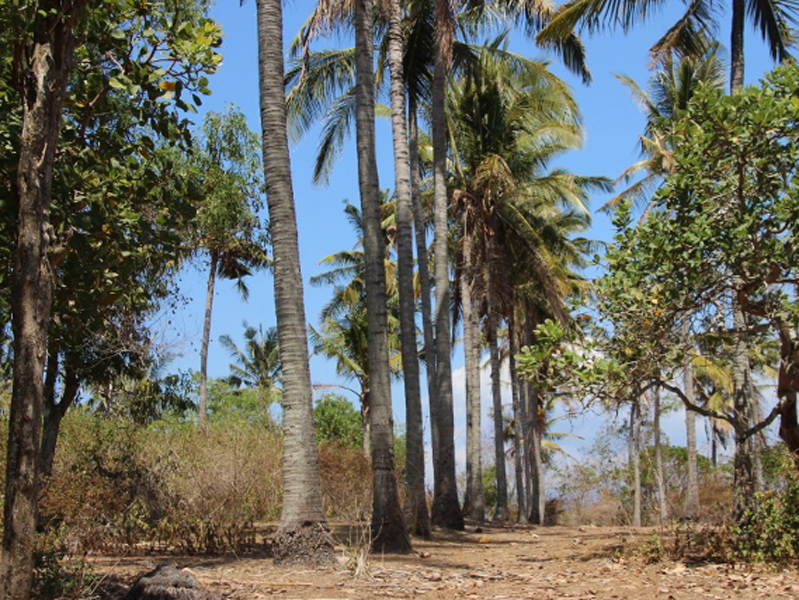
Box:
<box><xmin>683</xmin><ymin>322</ymin><xmax>700</xmax><ymax>520</ymax></box>
<box><xmin>256</xmin><ymin>0</ymin><xmax>335</xmax><ymax>566</ymax></box>
<box><xmin>730</xmin><ymin>0</ymin><xmax>745</xmax><ymax>93</ymax></box>
<box><xmin>486</xmin><ymin>257</ymin><xmax>508</xmax><ymax>522</ymax></box>
<box><xmin>408</xmin><ymin>99</ymin><xmax>437</xmax><ymax>405</ymax></box>
<box><xmin>2</xmin><ymin>5</ymin><xmax>77</xmax><ymax>598</ymax></box>
<box><xmin>198</xmin><ymin>251</ymin><xmax>218</xmax><ymax>428</ymax></box>
<box><xmin>523</xmin><ymin>316</ymin><xmax>545</xmax><ymax>524</ymax></box>
<box><xmin>354</xmin><ymin>0</ymin><xmax>411</xmax><ymax>553</ymax></box>
<box><xmin>385</xmin><ymin>0</ymin><xmax>429</xmax><ymax>539</ymax></box>
<box><xmin>429</xmin><ymin>0</ymin><xmax>463</xmax><ymax>530</ymax></box>
<box><xmin>732</xmin><ymin>302</ymin><xmax>757</xmax><ymax>523</ymax></box>
<box><xmin>461</xmin><ymin>224</ymin><xmax>484</xmax><ymax>522</ymax></box>
<box><xmin>508</xmin><ymin>317</ymin><xmax>527</xmax><ymax>524</ymax></box>
<box><xmin>629</xmin><ymin>399</ymin><xmax>642</xmax><ymax>527</ymax></box>
<box><xmin>652</xmin><ymin>386</ymin><xmax>668</xmax><ymax>524</ymax></box>
<box><xmin>40</xmin><ymin>362</ymin><xmax>78</xmax><ymax>479</ymax></box>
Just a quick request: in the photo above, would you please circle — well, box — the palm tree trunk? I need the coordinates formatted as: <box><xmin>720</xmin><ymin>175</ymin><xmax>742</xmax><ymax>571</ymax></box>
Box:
<box><xmin>198</xmin><ymin>251</ymin><xmax>219</xmax><ymax>428</ymax></box>
<box><xmin>682</xmin><ymin>322</ymin><xmax>700</xmax><ymax>519</ymax></box>
<box><xmin>486</xmin><ymin>259</ymin><xmax>509</xmax><ymax>522</ymax></box>
<box><xmin>354</xmin><ymin>0</ymin><xmax>411</xmax><ymax>553</ymax></box>
<box><xmin>730</xmin><ymin>0</ymin><xmax>745</xmax><ymax>93</ymax></box>
<box><xmin>509</xmin><ymin>315</ymin><xmax>527</xmax><ymax>524</ymax></box>
<box><xmin>2</xmin><ymin>6</ymin><xmax>77</xmax><ymax>597</ymax></box>
<box><xmin>408</xmin><ymin>98</ymin><xmax>437</xmax><ymax>403</ymax></box>
<box><xmin>429</xmin><ymin>0</ymin><xmax>463</xmax><ymax>530</ymax></box>
<box><xmin>462</xmin><ymin>224</ymin><xmax>484</xmax><ymax>522</ymax></box>
<box><xmin>256</xmin><ymin>0</ymin><xmax>334</xmax><ymax>566</ymax></box>
<box><xmin>652</xmin><ymin>385</ymin><xmax>668</xmax><ymax>524</ymax></box>
<box><xmin>523</xmin><ymin>315</ymin><xmax>545</xmax><ymax>524</ymax></box>
<box><xmin>732</xmin><ymin>302</ymin><xmax>757</xmax><ymax>523</ymax></box>
<box><xmin>386</xmin><ymin>0</ymin><xmax>429</xmax><ymax>539</ymax></box>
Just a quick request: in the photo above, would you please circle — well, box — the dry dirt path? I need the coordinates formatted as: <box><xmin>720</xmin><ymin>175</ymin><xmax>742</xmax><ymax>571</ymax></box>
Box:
<box><xmin>92</xmin><ymin>525</ymin><xmax>799</xmax><ymax>600</ymax></box>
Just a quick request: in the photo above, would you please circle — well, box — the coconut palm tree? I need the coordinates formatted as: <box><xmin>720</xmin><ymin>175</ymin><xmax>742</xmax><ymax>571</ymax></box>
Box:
<box><xmin>256</xmin><ymin>0</ymin><xmax>335</xmax><ymax>566</ymax></box>
<box><xmin>448</xmin><ymin>40</ymin><xmax>605</xmax><ymax>521</ymax></box>
<box><xmin>219</xmin><ymin>323</ymin><xmax>281</xmax><ymax>401</ymax></box>
<box><xmin>537</xmin><ymin>0</ymin><xmax>795</xmax><ymax>92</ymax></box>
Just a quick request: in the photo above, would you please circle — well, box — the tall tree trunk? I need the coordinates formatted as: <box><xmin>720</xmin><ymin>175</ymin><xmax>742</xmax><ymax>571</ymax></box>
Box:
<box><xmin>461</xmin><ymin>224</ymin><xmax>484</xmax><ymax>522</ymax></box>
<box><xmin>361</xmin><ymin>389</ymin><xmax>372</xmax><ymax>459</ymax></box>
<box><xmin>629</xmin><ymin>398</ymin><xmax>642</xmax><ymax>527</ymax></box>
<box><xmin>486</xmin><ymin>257</ymin><xmax>508</xmax><ymax>522</ymax></box>
<box><xmin>683</xmin><ymin>322</ymin><xmax>700</xmax><ymax>519</ymax></box>
<box><xmin>2</xmin><ymin>5</ymin><xmax>77</xmax><ymax>598</ymax></box>
<box><xmin>523</xmin><ymin>315</ymin><xmax>545</xmax><ymax>524</ymax></box>
<box><xmin>256</xmin><ymin>0</ymin><xmax>335</xmax><ymax>566</ymax></box>
<box><xmin>429</xmin><ymin>0</ymin><xmax>463</xmax><ymax>530</ymax></box>
<box><xmin>730</xmin><ymin>0</ymin><xmax>745</xmax><ymax>93</ymax></box>
<box><xmin>732</xmin><ymin>302</ymin><xmax>756</xmax><ymax>523</ymax></box>
<box><xmin>354</xmin><ymin>0</ymin><xmax>411</xmax><ymax>553</ymax></box>
<box><xmin>385</xmin><ymin>0</ymin><xmax>429</xmax><ymax>539</ymax></box>
<box><xmin>198</xmin><ymin>251</ymin><xmax>219</xmax><ymax>428</ymax></box>
<box><xmin>408</xmin><ymin>98</ymin><xmax>437</xmax><ymax>405</ymax></box>
<box><xmin>652</xmin><ymin>385</ymin><xmax>668</xmax><ymax>524</ymax></box>
<box><xmin>509</xmin><ymin>315</ymin><xmax>527</xmax><ymax>524</ymax></box>
<box><xmin>40</xmin><ymin>360</ymin><xmax>78</xmax><ymax>479</ymax></box>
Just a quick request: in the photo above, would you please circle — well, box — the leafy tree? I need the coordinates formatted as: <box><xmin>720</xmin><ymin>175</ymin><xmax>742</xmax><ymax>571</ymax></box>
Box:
<box><xmin>313</xmin><ymin>393</ymin><xmax>363</xmax><ymax>448</ymax></box>
<box><xmin>1</xmin><ymin>0</ymin><xmax>221</xmax><ymax>593</ymax></box>
<box><xmin>192</xmin><ymin>106</ymin><xmax>269</xmax><ymax>428</ymax></box>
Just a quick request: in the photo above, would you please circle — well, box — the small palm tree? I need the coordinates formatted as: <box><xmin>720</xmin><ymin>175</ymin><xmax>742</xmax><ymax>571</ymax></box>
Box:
<box><xmin>219</xmin><ymin>323</ymin><xmax>281</xmax><ymax>402</ymax></box>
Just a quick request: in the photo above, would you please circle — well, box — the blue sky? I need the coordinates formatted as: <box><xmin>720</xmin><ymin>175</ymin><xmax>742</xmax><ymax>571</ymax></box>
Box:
<box><xmin>159</xmin><ymin>0</ymin><xmax>781</xmax><ymax>467</ymax></box>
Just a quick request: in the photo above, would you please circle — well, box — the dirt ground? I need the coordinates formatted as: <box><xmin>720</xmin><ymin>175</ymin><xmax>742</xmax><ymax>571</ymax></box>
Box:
<box><xmin>92</xmin><ymin>524</ymin><xmax>799</xmax><ymax>600</ymax></box>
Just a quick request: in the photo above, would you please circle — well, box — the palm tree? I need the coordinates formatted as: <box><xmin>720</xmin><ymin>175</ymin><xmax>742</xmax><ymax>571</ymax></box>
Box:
<box><xmin>219</xmin><ymin>323</ymin><xmax>281</xmax><ymax>400</ymax></box>
<box><xmin>385</xmin><ymin>0</ymin><xmax>431</xmax><ymax>539</ymax></box>
<box><xmin>448</xmin><ymin>41</ymin><xmax>605</xmax><ymax>522</ymax></box>
<box><xmin>353</xmin><ymin>0</ymin><xmax>411</xmax><ymax>553</ymax></box>
<box><xmin>537</xmin><ymin>0</ymin><xmax>794</xmax><ymax>92</ymax></box>
<box><xmin>256</xmin><ymin>0</ymin><xmax>335</xmax><ymax>566</ymax></box>
<box><xmin>194</xmin><ymin>107</ymin><xmax>269</xmax><ymax>428</ymax></box>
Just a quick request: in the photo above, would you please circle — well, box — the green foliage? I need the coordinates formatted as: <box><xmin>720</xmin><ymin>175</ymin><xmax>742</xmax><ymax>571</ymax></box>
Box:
<box><xmin>730</xmin><ymin>481</ymin><xmax>799</xmax><ymax>564</ymax></box>
<box><xmin>206</xmin><ymin>377</ymin><xmax>276</xmax><ymax>427</ymax></box>
<box><xmin>192</xmin><ymin>105</ymin><xmax>269</xmax><ymax>295</ymax></box>
<box><xmin>33</xmin><ymin>535</ymin><xmax>98</xmax><ymax>600</ymax></box>
<box><xmin>314</xmin><ymin>393</ymin><xmax>363</xmax><ymax>448</ymax></box>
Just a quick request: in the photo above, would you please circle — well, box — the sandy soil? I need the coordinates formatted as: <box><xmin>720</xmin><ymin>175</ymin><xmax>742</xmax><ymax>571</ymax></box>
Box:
<box><xmin>91</xmin><ymin>524</ymin><xmax>799</xmax><ymax>600</ymax></box>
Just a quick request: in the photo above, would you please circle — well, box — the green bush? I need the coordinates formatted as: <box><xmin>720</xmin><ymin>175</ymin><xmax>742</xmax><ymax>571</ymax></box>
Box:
<box><xmin>730</xmin><ymin>480</ymin><xmax>799</xmax><ymax>565</ymax></box>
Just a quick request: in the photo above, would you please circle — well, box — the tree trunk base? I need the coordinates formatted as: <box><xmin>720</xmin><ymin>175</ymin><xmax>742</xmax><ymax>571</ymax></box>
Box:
<box><xmin>431</xmin><ymin>491</ymin><xmax>465</xmax><ymax>530</ymax></box>
<box><xmin>272</xmin><ymin>521</ymin><xmax>336</xmax><ymax>567</ymax></box>
<box><xmin>123</xmin><ymin>565</ymin><xmax>221</xmax><ymax>600</ymax></box>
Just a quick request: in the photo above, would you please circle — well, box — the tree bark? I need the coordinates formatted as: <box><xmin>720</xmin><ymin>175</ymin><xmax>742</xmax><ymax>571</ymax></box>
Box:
<box><xmin>40</xmin><ymin>361</ymin><xmax>79</xmax><ymax>479</ymax></box>
<box><xmin>461</xmin><ymin>223</ymin><xmax>484</xmax><ymax>522</ymax></box>
<box><xmin>629</xmin><ymin>398</ymin><xmax>642</xmax><ymax>527</ymax></box>
<box><xmin>523</xmin><ymin>315</ymin><xmax>545</xmax><ymax>524</ymax></box>
<box><xmin>486</xmin><ymin>259</ymin><xmax>508</xmax><ymax>522</ymax></box>
<box><xmin>652</xmin><ymin>385</ymin><xmax>668</xmax><ymax>524</ymax></box>
<box><xmin>732</xmin><ymin>302</ymin><xmax>756</xmax><ymax>524</ymax></box>
<box><xmin>353</xmin><ymin>0</ymin><xmax>411</xmax><ymax>553</ymax></box>
<box><xmin>408</xmin><ymin>98</ymin><xmax>437</xmax><ymax>409</ymax></box>
<box><xmin>256</xmin><ymin>0</ymin><xmax>335</xmax><ymax>566</ymax></box>
<box><xmin>198</xmin><ymin>251</ymin><xmax>218</xmax><ymax>428</ymax></box>
<box><xmin>508</xmin><ymin>315</ymin><xmax>527</xmax><ymax>524</ymax></box>
<box><xmin>730</xmin><ymin>0</ymin><xmax>745</xmax><ymax>93</ymax></box>
<box><xmin>682</xmin><ymin>322</ymin><xmax>700</xmax><ymax>520</ymax></box>
<box><xmin>385</xmin><ymin>0</ymin><xmax>429</xmax><ymax>539</ymax></box>
<box><xmin>2</xmin><ymin>5</ymin><xmax>77</xmax><ymax>598</ymax></box>
<box><xmin>429</xmin><ymin>0</ymin><xmax>463</xmax><ymax>530</ymax></box>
